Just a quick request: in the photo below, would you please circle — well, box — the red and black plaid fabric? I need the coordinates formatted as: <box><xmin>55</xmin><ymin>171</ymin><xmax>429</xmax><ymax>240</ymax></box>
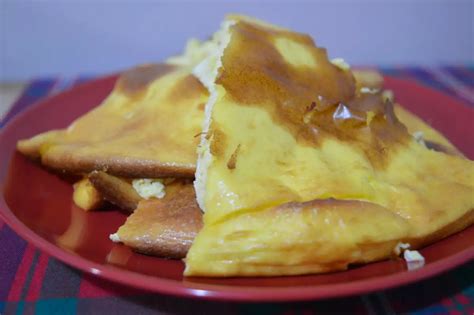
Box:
<box><xmin>1</xmin><ymin>66</ymin><xmax>473</xmax><ymax>315</ymax></box>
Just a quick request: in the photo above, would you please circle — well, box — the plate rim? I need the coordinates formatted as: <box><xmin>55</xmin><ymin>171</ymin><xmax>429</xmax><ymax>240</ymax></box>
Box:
<box><xmin>1</xmin><ymin>75</ymin><xmax>473</xmax><ymax>302</ymax></box>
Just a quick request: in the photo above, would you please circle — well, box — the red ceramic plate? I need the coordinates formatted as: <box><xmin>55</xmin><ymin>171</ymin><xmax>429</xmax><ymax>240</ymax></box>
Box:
<box><xmin>0</xmin><ymin>75</ymin><xmax>473</xmax><ymax>302</ymax></box>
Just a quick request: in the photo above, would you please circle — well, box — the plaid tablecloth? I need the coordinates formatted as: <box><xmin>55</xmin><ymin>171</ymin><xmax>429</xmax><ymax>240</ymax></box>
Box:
<box><xmin>1</xmin><ymin>66</ymin><xmax>473</xmax><ymax>315</ymax></box>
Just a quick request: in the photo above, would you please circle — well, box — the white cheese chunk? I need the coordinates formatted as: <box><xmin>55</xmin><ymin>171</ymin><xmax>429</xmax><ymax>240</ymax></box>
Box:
<box><xmin>403</xmin><ymin>249</ymin><xmax>426</xmax><ymax>271</ymax></box>
<box><xmin>109</xmin><ymin>233</ymin><xmax>121</xmax><ymax>243</ymax></box>
<box><xmin>132</xmin><ymin>178</ymin><xmax>166</xmax><ymax>199</ymax></box>
<box><xmin>393</xmin><ymin>242</ymin><xmax>411</xmax><ymax>256</ymax></box>
<box><xmin>360</xmin><ymin>87</ymin><xmax>379</xmax><ymax>94</ymax></box>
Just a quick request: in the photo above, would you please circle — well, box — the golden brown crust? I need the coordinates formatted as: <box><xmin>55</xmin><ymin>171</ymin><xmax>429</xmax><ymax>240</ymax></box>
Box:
<box><xmin>88</xmin><ymin>171</ymin><xmax>142</xmax><ymax>212</ymax></box>
<box><xmin>41</xmin><ymin>154</ymin><xmax>195</xmax><ymax>179</ymax></box>
<box><xmin>112</xmin><ymin>192</ymin><xmax>473</xmax><ymax>263</ymax></box>
<box><xmin>116</xmin><ymin>64</ymin><xmax>176</xmax><ymax>96</ymax></box>
<box><xmin>115</xmin><ymin>182</ymin><xmax>202</xmax><ymax>259</ymax></box>
<box><xmin>16</xmin><ymin>63</ymin><xmax>207</xmax><ymax>180</ymax></box>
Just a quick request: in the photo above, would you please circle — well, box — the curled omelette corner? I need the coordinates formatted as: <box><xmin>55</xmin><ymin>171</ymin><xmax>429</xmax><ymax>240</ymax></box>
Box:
<box><xmin>185</xmin><ymin>15</ymin><xmax>474</xmax><ymax>277</ymax></box>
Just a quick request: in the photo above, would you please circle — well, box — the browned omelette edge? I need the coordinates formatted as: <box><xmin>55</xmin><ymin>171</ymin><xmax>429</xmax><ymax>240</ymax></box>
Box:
<box><xmin>42</xmin><ymin>155</ymin><xmax>196</xmax><ymax>179</ymax></box>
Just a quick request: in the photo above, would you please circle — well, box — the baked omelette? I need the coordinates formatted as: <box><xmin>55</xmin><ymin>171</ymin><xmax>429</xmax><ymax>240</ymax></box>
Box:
<box><xmin>185</xmin><ymin>15</ymin><xmax>474</xmax><ymax>276</ymax></box>
<box><xmin>15</xmin><ymin>43</ymin><xmax>211</xmax><ymax>255</ymax></box>
<box><xmin>104</xmin><ymin>68</ymin><xmax>465</xmax><ymax>260</ymax></box>
<box><xmin>17</xmin><ymin>63</ymin><xmax>208</xmax><ymax>179</ymax></box>
<box><xmin>15</xmin><ymin>17</ymin><xmax>473</xmax><ymax>274</ymax></box>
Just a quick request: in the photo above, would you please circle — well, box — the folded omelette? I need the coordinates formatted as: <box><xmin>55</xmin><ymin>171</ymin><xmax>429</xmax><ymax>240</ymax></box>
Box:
<box><xmin>185</xmin><ymin>15</ymin><xmax>474</xmax><ymax>276</ymax></box>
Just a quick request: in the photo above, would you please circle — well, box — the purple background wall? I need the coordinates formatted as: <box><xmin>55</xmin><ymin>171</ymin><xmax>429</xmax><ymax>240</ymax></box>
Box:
<box><xmin>1</xmin><ymin>0</ymin><xmax>473</xmax><ymax>81</ymax></box>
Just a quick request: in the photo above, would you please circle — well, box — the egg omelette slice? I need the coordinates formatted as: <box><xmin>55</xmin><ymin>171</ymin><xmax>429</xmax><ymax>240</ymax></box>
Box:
<box><xmin>185</xmin><ymin>15</ymin><xmax>474</xmax><ymax>277</ymax></box>
<box><xmin>17</xmin><ymin>61</ymin><xmax>208</xmax><ymax>179</ymax></box>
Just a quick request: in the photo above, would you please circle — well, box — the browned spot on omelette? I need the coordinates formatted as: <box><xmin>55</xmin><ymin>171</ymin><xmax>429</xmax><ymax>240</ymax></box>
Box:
<box><xmin>115</xmin><ymin>182</ymin><xmax>203</xmax><ymax>259</ymax></box>
<box><xmin>168</xmin><ymin>74</ymin><xmax>209</xmax><ymax>101</ymax></box>
<box><xmin>227</xmin><ymin>144</ymin><xmax>241</xmax><ymax>170</ymax></box>
<box><xmin>17</xmin><ymin>64</ymin><xmax>207</xmax><ymax>179</ymax></box>
<box><xmin>116</xmin><ymin>64</ymin><xmax>176</xmax><ymax>95</ymax></box>
<box><xmin>209</xmin><ymin>126</ymin><xmax>227</xmax><ymax>157</ymax></box>
<box><xmin>217</xmin><ymin>22</ymin><xmax>409</xmax><ymax>168</ymax></box>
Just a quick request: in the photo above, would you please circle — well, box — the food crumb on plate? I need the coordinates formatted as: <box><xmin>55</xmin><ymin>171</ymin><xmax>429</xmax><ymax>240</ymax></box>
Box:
<box><xmin>109</xmin><ymin>233</ymin><xmax>121</xmax><ymax>243</ymax></box>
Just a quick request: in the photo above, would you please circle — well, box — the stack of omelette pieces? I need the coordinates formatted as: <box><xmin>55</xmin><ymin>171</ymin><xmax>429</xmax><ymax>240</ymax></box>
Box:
<box><xmin>17</xmin><ymin>15</ymin><xmax>474</xmax><ymax>277</ymax></box>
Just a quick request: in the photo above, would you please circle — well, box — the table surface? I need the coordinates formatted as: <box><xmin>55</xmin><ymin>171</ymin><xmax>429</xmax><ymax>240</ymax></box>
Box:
<box><xmin>0</xmin><ymin>66</ymin><xmax>473</xmax><ymax>315</ymax></box>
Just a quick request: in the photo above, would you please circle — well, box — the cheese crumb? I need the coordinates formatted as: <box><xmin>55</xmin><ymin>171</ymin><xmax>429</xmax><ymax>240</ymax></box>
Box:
<box><xmin>360</xmin><ymin>87</ymin><xmax>379</xmax><ymax>94</ymax></box>
<box><xmin>393</xmin><ymin>242</ymin><xmax>426</xmax><ymax>271</ymax></box>
<box><xmin>330</xmin><ymin>58</ymin><xmax>350</xmax><ymax>71</ymax></box>
<box><xmin>393</xmin><ymin>242</ymin><xmax>411</xmax><ymax>256</ymax></box>
<box><xmin>132</xmin><ymin>179</ymin><xmax>166</xmax><ymax>199</ymax></box>
<box><xmin>404</xmin><ymin>249</ymin><xmax>425</xmax><ymax>271</ymax></box>
<box><xmin>109</xmin><ymin>233</ymin><xmax>121</xmax><ymax>243</ymax></box>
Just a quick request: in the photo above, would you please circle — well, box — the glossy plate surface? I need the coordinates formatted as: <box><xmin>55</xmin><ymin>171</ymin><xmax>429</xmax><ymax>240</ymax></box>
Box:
<box><xmin>1</xmin><ymin>75</ymin><xmax>473</xmax><ymax>302</ymax></box>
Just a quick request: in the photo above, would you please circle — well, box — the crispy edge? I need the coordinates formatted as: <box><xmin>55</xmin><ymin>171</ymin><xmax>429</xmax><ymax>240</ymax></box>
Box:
<box><xmin>41</xmin><ymin>154</ymin><xmax>196</xmax><ymax>179</ymax></box>
<box><xmin>88</xmin><ymin>171</ymin><xmax>143</xmax><ymax>213</ymax></box>
<box><xmin>116</xmin><ymin>183</ymin><xmax>203</xmax><ymax>259</ymax></box>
